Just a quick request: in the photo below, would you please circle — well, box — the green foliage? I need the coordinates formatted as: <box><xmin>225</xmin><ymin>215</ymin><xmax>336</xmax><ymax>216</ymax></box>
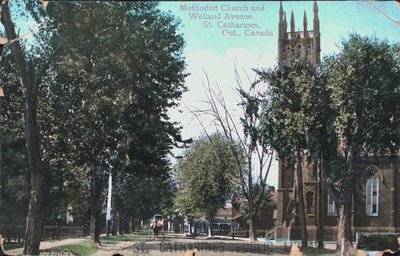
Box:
<box><xmin>259</xmin><ymin>57</ymin><xmax>335</xmax><ymax>163</ymax></box>
<box><xmin>258</xmin><ymin>33</ymin><xmax>400</xmax><ymax>245</ymax></box>
<box><xmin>100</xmin><ymin>233</ymin><xmax>145</xmax><ymax>243</ymax></box>
<box><xmin>0</xmin><ymin>55</ymin><xmax>29</xmax><ymax>225</ymax></box>
<box><xmin>0</xmin><ymin>1</ymin><xmax>188</xmax><ymax>230</ymax></box>
<box><xmin>62</xmin><ymin>167</ymin><xmax>91</xmax><ymax>225</ymax></box>
<box><xmin>50</xmin><ymin>241</ymin><xmax>98</xmax><ymax>255</ymax></box>
<box><xmin>260</xmin><ymin>33</ymin><xmax>400</xmax><ymax>195</ymax></box>
<box><xmin>238</xmin><ymin>87</ymin><xmax>262</xmax><ymax>151</ymax></box>
<box><xmin>233</xmin><ymin>183</ymin><xmax>274</xmax><ymax>231</ymax></box>
<box><xmin>0</xmin><ymin>175</ymin><xmax>29</xmax><ymax>225</ymax></box>
<box><xmin>174</xmin><ymin>133</ymin><xmax>241</xmax><ymax>219</ymax></box>
<box><xmin>326</xmin><ymin>33</ymin><xmax>400</xmax><ymax>154</ymax></box>
<box><xmin>326</xmin><ymin>155</ymin><xmax>348</xmax><ymax>191</ymax></box>
<box><xmin>36</xmin><ymin>2</ymin><xmax>189</xmax><ymax>226</ymax></box>
<box><xmin>302</xmin><ymin>248</ymin><xmax>336</xmax><ymax>255</ymax></box>
<box><xmin>253</xmin><ymin>186</ymin><xmax>274</xmax><ymax>230</ymax></box>
<box><xmin>357</xmin><ymin>234</ymin><xmax>400</xmax><ymax>251</ymax></box>
<box><xmin>255</xmin><ymin>229</ymin><xmax>266</xmax><ymax>237</ymax></box>
<box><xmin>323</xmin><ymin>33</ymin><xmax>400</xmax><ymax>203</ymax></box>
<box><xmin>114</xmin><ymin>175</ymin><xmax>173</xmax><ymax>222</ymax></box>
<box><xmin>100</xmin><ymin>235</ymin><xmax>130</xmax><ymax>243</ymax></box>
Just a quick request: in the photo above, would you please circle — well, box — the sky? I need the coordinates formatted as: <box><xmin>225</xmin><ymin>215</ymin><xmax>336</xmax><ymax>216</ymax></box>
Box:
<box><xmin>158</xmin><ymin>1</ymin><xmax>400</xmax><ymax>188</ymax></box>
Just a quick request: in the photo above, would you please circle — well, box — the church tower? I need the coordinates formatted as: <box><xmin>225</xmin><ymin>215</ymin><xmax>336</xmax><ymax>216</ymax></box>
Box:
<box><xmin>275</xmin><ymin>1</ymin><xmax>322</xmax><ymax>241</ymax></box>
<box><xmin>278</xmin><ymin>1</ymin><xmax>320</xmax><ymax>65</ymax></box>
<box><xmin>276</xmin><ymin>2</ymin><xmax>400</xmax><ymax>241</ymax></box>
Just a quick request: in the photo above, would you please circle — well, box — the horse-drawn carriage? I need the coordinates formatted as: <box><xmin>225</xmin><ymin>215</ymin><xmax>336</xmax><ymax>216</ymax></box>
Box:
<box><xmin>149</xmin><ymin>214</ymin><xmax>164</xmax><ymax>240</ymax></box>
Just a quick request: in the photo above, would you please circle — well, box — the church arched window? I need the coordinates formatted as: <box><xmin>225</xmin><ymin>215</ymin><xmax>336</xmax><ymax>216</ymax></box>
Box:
<box><xmin>327</xmin><ymin>194</ymin><xmax>337</xmax><ymax>216</ymax></box>
<box><xmin>366</xmin><ymin>173</ymin><xmax>379</xmax><ymax>216</ymax></box>
<box><xmin>306</xmin><ymin>191</ymin><xmax>314</xmax><ymax>215</ymax></box>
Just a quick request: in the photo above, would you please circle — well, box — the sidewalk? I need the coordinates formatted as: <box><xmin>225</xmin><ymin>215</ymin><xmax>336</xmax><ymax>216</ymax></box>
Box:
<box><xmin>4</xmin><ymin>235</ymin><xmax>291</xmax><ymax>256</ymax></box>
<box><xmin>90</xmin><ymin>236</ymin><xmax>292</xmax><ymax>256</ymax></box>
<box><xmin>6</xmin><ymin>237</ymin><xmax>86</xmax><ymax>255</ymax></box>
<box><xmin>3</xmin><ymin>234</ymin><xmax>379</xmax><ymax>256</ymax></box>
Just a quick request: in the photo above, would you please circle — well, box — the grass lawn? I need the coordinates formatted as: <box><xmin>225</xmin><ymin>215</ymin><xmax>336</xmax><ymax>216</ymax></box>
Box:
<box><xmin>302</xmin><ymin>247</ymin><xmax>336</xmax><ymax>255</ymax></box>
<box><xmin>100</xmin><ymin>232</ymin><xmax>148</xmax><ymax>243</ymax></box>
<box><xmin>49</xmin><ymin>241</ymin><xmax>99</xmax><ymax>255</ymax></box>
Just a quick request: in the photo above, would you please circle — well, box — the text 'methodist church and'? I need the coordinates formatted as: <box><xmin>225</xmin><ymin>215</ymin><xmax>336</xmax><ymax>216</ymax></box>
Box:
<box><xmin>275</xmin><ymin>1</ymin><xmax>400</xmax><ymax>241</ymax></box>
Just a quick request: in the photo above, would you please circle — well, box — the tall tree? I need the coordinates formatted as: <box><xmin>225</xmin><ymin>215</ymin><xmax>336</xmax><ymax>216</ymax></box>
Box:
<box><xmin>174</xmin><ymin>133</ymin><xmax>240</xmax><ymax>237</ymax></box>
<box><xmin>258</xmin><ymin>58</ymin><xmax>326</xmax><ymax>248</ymax></box>
<box><xmin>301</xmin><ymin>64</ymin><xmax>336</xmax><ymax>250</ymax></box>
<box><xmin>47</xmin><ymin>1</ymin><xmax>188</xmax><ymax>243</ymax></box>
<box><xmin>1</xmin><ymin>1</ymin><xmax>59</xmax><ymax>254</ymax></box>
<box><xmin>324</xmin><ymin>33</ymin><xmax>400</xmax><ymax>252</ymax></box>
<box><xmin>259</xmin><ymin>58</ymin><xmax>335</xmax><ymax>249</ymax></box>
<box><xmin>191</xmin><ymin>69</ymin><xmax>275</xmax><ymax>241</ymax></box>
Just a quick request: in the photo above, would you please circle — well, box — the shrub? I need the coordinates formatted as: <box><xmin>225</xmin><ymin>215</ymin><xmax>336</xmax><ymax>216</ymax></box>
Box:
<box><xmin>357</xmin><ymin>233</ymin><xmax>399</xmax><ymax>251</ymax></box>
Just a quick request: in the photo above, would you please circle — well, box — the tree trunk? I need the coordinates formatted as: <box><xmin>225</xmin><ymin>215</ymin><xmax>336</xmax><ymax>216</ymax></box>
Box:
<box><xmin>90</xmin><ymin>166</ymin><xmax>104</xmax><ymax>244</ymax></box>
<box><xmin>112</xmin><ymin>211</ymin><xmax>117</xmax><ymax>236</ymax></box>
<box><xmin>123</xmin><ymin>214</ymin><xmax>130</xmax><ymax>234</ymax></box>
<box><xmin>118</xmin><ymin>210</ymin><xmax>123</xmax><ymax>235</ymax></box>
<box><xmin>207</xmin><ymin>216</ymin><xmax>214</xmax><ymax>237</ymax></box>
<box><xmin>336</xmin><ymin>148</ymin><xmax>357</xmax><ymax>254</ymax></box>
<box><xmin>1</xmin><ymin>3</ymin><xmax>50</xmax><ymax>255</ymax></box>
<box><xmin>317</xmin><ymin>157</ymin><xmax>325</xmax><ymax>249</ymax></box>
<box><xmin>106</xmin><ymin>218</ymin><xmax>111</xmax><ymax>236</ymax></box>
<box><xmin>248</xmin><ymin>213</ymin><xmax>257</xmax><ymax>241</ymax></box>
<box><xmin>337</xmin><ymin>200</ymin><xmax>357</xmax><ymax>254</ymax></box>
<box><xmin>24</xmin><ymin>170</ymin><xmax>46</xmax><ymax>255</ymax></box>
<box><xmin>337</xmin><ymin>200</ymin><xmax>351</xmax><ymax>248</ymax></box>
<box><xmin>130</xmin><ymin>216</ymin><xmax>134</xmax><ymax>233</ymax></box>
<box><xmin>246</xmin><ymin>152</ymin><xmax>258</xmax><ymax>242</ymax></box>
<box><xmin>295</xmin><ymin>151</ymin><xmax>308</xmax><ymax>249</ymax></box>
<box><xmin>0</xmin><ymin>98</ymin><xmax>3</xmax><ymax>213</ymax></box>
<box><xmin>23</xmin><ymin>88</ymin><xmax>49</xmax><ymax>256</ymax></box>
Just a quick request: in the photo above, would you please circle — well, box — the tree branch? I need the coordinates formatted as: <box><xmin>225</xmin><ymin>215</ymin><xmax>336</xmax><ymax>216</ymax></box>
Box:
<box><xmin>1</xmin><ymin>1</ymin><xmax>30</xmax><ymax>92</ymax></box>
<box><xmin>32</xmin><ymin>46</ymin><xmax>61</xmax><ymax>101</ymax></box>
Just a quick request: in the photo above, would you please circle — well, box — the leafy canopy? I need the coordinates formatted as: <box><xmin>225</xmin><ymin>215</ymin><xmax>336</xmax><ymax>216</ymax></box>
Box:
<box><xmin>175</xmin><ymin>133</ymin><xmax>242</xmax><ymax>219</ymax></box>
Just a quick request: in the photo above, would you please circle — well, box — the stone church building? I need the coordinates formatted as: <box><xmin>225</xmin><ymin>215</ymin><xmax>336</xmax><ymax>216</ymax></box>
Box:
<box><xmin>275</xmin><ymin>1</ymin><xmax>400</xmax><ymax>241</ymax></box>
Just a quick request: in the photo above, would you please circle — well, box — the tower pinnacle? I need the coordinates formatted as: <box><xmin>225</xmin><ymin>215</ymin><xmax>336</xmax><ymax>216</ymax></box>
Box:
<box><xmin>303</xmin><ymin>10</ymin><xmax>308</xmax><ymax>37</ymax></box>
<box><xmin>290</xmin><ymin>10</ymin><xmax>295</xmax><ymax>37</ymax></box>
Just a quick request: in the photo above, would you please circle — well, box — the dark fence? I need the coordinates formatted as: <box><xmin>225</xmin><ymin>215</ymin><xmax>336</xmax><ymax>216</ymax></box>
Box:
<box><xmin>42</xmin><ymin>225</ymin><xmax>89</xmax><ymax>240</ymax></box>
<box><xmin>1</xmin><ymin>225</ymin><xmax>89</xmax><ymax>244</ymax></box>
<box><xmin>356</xmin><ymin>232</ymin><xmax>400</xmax><ymax>251</ymax></box>
<box><xmin>1</xmin><ymin>226</ymin><xmax>24</xmax><ymax>243</ymax></box>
